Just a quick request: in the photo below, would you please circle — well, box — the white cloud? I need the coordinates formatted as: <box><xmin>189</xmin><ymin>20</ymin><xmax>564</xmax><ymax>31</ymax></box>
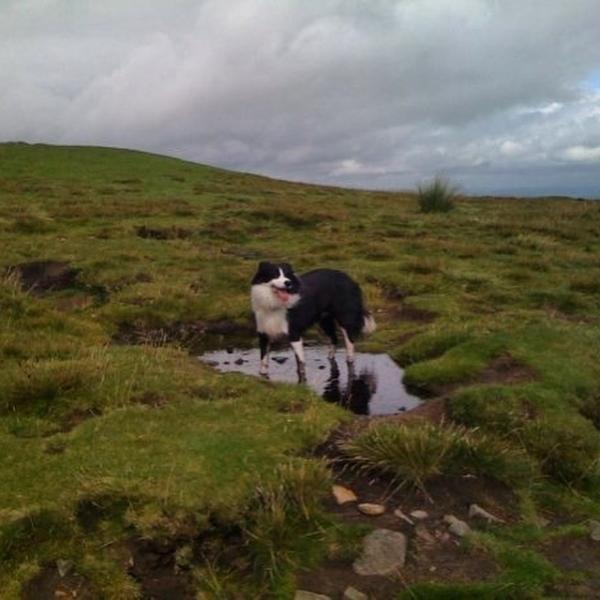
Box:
<box><xmin>564</xmin><ymin>145</ymin><xmax>600</xmax><ymax>162</ymax></box>
<box><xmin>1</xmin><ymin>0</ymin><xmax>600</xmax><ymax>196</ymax></box>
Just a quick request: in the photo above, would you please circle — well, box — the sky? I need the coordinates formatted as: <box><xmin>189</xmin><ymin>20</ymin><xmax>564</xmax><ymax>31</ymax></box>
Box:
<box><xmin>1</xmin><ymin>0</ymin><xmax>600</xmax><ymax>197</ymax></box>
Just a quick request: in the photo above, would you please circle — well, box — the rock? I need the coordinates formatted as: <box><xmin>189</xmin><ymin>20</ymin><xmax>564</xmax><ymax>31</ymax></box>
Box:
<box><xmin>410</xmin><ymin>510</ymin><xmax>429</xmax><ymax>520</ymax></box>
<box><xmin>343</xmin><ymin>586</ymin><xmax>368</xmax><ymax>600</ymax></box>
<box><xmin>468</xmin><ymin>504</ymin><xmax>504</xmax><ymax>524</ymax></box>
<box><xmin>332</xmin><ymin>485</ymin><xmax>357</xmax><ymax>505</ymax></box>
<box><xmin>353</xmin><ymin>528</ymin><xmax>407</xmax><ymax>576</ymax></box>
<box><xmin>295</xmin><ymin>592</ymin><xmax>331</xmax><ymax>600</ymax></box>
<box><xmin>393</xmin><ymin>508</ymin><xmax>414</xmax><ymax>525</ymax></box>
<box><xmin>358</xmin><ymin>503</ymin><xmax>385</xmax><ymax>516</ymax></box>
<box><xmin>444</xmin><ymin>514</ymin><xmax>472</xmax><ymax>537</ymax></box>
<box><xmin>590</xmin><ymin>520</ymin><xmax>600</xmax><ymax>542</ymax></box>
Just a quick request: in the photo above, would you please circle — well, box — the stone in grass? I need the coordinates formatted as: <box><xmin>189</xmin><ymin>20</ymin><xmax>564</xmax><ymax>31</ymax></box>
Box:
<box><xmin>468</xmin><ymin>503</ymin><xmax>504</xmax><ymax>524</ymax></box>
<box><xmin>332</xmin><ymin>485</ymin><xmax>358</xmax><ymax>505</ymax></box>
<box><xmin>353</xmin><ymin>529</ymin><xmax>407</xmax><ymax>576</ymax></box>
<box><xmin>393</xmin><ymin>508</ymin><xmax>414</xmax><ymax>525</ymax></box>
<box><xmin>344</xmin><ymin>586</ymin><xmax>368</xmax><ymax>600</ymax></box>
<box><xmin>590</xmin><ymin>520</ymin><xmax>600</xmax><ymax>542</ymax></box>
<box><xmin>444</xmin><ymin>514</ymin><xmax>472</xmax><ymax>537</ymax></box>
<box><xmin>358</xmin><ymin>503</ymin><xmax>385</xmax><ymax>516</ymax></box>
<box><xmin>295</xmin><ymin>592</ymin><xmax>331</xmax><ymax>600</ymax></box>
<box><xmin>410</xmin><ymin>509</ymin><xmax>429</xmax><ymax>520</ymax></box>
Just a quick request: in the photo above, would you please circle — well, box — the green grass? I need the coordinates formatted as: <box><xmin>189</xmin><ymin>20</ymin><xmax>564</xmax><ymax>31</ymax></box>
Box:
<box><xmin>1</xmin><ymin>142</ymin><xmax>600</xmax><ymax>596</ymax></box>
<box><xmin>417</xmin><ymin>176</ymin><xmax>459</xmax><ymax>213</ymax></box>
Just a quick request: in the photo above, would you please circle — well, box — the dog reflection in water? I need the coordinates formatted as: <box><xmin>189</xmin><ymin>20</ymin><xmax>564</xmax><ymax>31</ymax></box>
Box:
<box><xmin>322</xmin><ymin>360</ymin><xmax>378</xmax><ymax>415</ymax></box>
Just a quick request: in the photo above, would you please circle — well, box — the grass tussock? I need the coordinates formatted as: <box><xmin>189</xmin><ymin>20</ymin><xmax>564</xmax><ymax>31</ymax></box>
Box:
<box><xmin>417</xmin><ymin>176</ymin><xmax>459</xmax><ymax>213</ymax></box>
<box><xmin>340</xmin><ymin>421</ymin><xmax>537</xmax><ymax>495</ymax></box>
<box><xmin>244</xmin><ymin>460</ymin><xmax>331</xmax><ymax>586</ymax></box>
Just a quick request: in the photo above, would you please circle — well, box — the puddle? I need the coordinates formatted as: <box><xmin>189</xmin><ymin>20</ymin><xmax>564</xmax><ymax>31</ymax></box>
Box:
<box><xmin>199</xmin><ymin>345</ymin><xmax>422</xmax><ymax>416</ymax></box>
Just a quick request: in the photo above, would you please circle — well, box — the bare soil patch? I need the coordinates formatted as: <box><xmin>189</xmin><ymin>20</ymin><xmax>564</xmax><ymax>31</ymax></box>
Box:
<box><xmin>113</xmin><ymin>319</ymin><xmax>254</xmax><ymax>351</ymax></box>
<box><xmin>6</xmin><ymin>260</ymin><xmax>80</xmax><ymax>295</ymax></box>
<box><xmin>135</xmin><ymin>225</ymin><xmax>193</xmax><ymax>240</ymax></box>
<box><xmin>124</xmin><ymin>537</ymin><xmax>196</xmax><ymax>600</ymax></box>
<box><xmin>22</xmin><ymin>564</ymin><xmax>96</xmax><ymax>600</ymax></box>
<box><xmin>478</xmin><ymin>353</ymin><xmax>538</xmax><ymax>386</ymax></box>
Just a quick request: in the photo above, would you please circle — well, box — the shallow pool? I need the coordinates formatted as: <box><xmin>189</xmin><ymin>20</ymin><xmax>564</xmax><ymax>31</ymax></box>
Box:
<box><xmin>199</xmin><ymin>345</ymin><xmax>421</xmax><ymax>416</ymax></box>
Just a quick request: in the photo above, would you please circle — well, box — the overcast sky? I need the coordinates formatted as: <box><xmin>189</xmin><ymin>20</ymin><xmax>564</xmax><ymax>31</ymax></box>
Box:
<box><xmin>2</xmin><ymin>0</ymin><xmax>600</xmax><ymax>197</ymax></box>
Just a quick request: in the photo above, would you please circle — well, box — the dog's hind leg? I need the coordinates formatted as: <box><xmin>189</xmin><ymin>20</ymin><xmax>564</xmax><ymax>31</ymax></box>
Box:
<box><xmin>340</xmin><ymin>327</ymin><xmax>355</xmax><ymax>364</ymax></box>
<box><xmin>319</xmin><ymin>315</ymin><xmax>338</xmax><ymax>360</ymax></box>
<box><xmin>259</xmin><ymin>333</ymin><xmax>270</xmax><ymax>377</ymax></box>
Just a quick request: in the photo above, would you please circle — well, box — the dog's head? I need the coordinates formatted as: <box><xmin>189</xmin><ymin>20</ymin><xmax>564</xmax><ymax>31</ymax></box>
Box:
<box><xmin>251</xmin><ymin>261</ymin><xmax>301</xmax><ymax>308</ymax></box>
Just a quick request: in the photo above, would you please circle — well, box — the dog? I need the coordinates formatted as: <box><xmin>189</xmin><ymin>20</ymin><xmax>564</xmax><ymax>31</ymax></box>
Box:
<box><xmin>250</xmin><ymin>261</ymin><xmax>376</xmax><ymax>380</ymax></box>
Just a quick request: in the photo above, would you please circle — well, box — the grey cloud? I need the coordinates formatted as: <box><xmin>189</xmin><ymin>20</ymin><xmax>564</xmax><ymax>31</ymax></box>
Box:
<box><xmin>1</xmin><ymin>0</ymin><xmax>600</xmax><ymax>196</ymax></box>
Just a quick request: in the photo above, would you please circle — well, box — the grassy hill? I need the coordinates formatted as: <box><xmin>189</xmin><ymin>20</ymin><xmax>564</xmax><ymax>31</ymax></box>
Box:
<box><xmin>1</xmin><ymin>142</ymin><xmax>600</xmax><ymax>598</ymax></box>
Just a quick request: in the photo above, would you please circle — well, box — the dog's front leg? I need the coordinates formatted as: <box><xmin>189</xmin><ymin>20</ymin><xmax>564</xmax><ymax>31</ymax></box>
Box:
<box><xmin>259</xmin><ymin>333</ymin><xmax>270</xmax><ymax>377</ymax></box>
<box><xmin>290</xmin><ymin>338</ymin><xmax>306</xmax><ymax>382</ymax></box>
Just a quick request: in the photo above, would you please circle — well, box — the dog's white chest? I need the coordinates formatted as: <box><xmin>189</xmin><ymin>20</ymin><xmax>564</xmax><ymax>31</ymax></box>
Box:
<box><xmin>251</xmin><ymin>284</ymin><xmax>290</xmax><ymax>340</ymax></box>
<box><xmin>254</xmin><ymin>307</ymin><xmax>289</xmax><ymax>340</ymax></box>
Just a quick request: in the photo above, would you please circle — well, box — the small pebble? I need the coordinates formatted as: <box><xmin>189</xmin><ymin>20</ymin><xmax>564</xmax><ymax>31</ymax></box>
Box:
<box><xmin>468</xmin><ymin>503</ymin><xmax>504</xmax><ymax>523</ymax></box>
<box><xmin>444</xmin><ymin>514</ymin><xmax>472</xmax><ymax>537</ymax></box>
<box><xmin>343</xmin><ymin>586</ymin><xmax>368</xmax><ymax>600</ymax></box>
<box><xmin>410</xmin><ymin>509</ymin><xmax>429</xmax><ymax>520</ymax></box>
<box><xmin>393</xmin><ymin>508</ymin><xmax>414</xmax><ymax>525</ymax></box>
<box><xmin>332</xmin><ymin>485</ymin><xmax>357</xmax><ymax>505</ymax></box>
<box><xmin>358</xmin><ymin>503</ymin><xmax>386</xmax><ymax>516</ymax></box>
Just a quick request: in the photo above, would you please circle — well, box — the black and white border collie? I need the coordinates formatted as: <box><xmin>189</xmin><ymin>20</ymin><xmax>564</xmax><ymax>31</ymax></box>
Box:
<box><xmin>250</xmin><ymin>261</ymin><xmax>376</xmax><ymax>380</ymax></box>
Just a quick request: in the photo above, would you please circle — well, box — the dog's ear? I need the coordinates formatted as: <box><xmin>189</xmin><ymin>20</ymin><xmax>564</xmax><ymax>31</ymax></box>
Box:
<box><xmin>252</xmin><ymin>261</ymin><xmax>272</xmax><ymax>284</ymax></box>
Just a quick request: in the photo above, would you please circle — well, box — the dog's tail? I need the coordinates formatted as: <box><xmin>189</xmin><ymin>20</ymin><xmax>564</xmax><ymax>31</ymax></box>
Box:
<box><xmin>362</xmin><ymin>310</ymin><xmax>377</xmax><ymax>335</ymax></box>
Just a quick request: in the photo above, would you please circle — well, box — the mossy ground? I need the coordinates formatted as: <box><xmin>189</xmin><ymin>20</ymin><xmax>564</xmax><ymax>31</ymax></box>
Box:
<box><xmin>1</xmin><ymin>142</ymin><xmax>599</xmax><ymax>597</ymax></box>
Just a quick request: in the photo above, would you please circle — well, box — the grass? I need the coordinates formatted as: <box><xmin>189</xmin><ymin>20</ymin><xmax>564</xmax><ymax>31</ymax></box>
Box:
<box><xmin>417</xmin><ymin>176</ymin><xmax>459</xmax><ymax>213</ymax></box>
<box><xmin>0</xmin><ymin>141</ymin><xmax>599</xmax><ymax>596</ymax></box>
<box><xmin>340</xmin><ymin>422</ymin><xmax>538</xmax><ymax>495</ymax></box>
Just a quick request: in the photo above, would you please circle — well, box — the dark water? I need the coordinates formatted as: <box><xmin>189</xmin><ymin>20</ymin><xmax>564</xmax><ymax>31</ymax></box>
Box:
<box><xmin>199</xmin><ymin>345</ymin><xmax>422</xmax><ymax>416</ymax></box>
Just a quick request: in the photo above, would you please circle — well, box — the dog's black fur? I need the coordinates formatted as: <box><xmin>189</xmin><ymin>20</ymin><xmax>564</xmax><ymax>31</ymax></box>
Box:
<box><xmin>250</xmin><ymin>261</ymin><xmax>375</xmax><ymax>379</ymax></box>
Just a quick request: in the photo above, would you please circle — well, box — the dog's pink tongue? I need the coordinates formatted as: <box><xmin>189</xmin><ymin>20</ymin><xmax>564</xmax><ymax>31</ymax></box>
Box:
<box><xmin>276</xmin><ymin>289</ymin><xmax>290</xmax><ymax>303</ymax></box>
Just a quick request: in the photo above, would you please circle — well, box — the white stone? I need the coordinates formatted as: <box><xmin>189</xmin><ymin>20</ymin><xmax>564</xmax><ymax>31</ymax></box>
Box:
<box><xmin>410</xmin><ymin>509</ymin><xmax>429</xmax><ymax>520</ymax></box>
<box><xmin>358</xmin><ymin>503</ymin><xmax>385</xmax><ymax>516</ymax></box>
<box><xmin>393</xmin><ymin>508</ymin><xmax>414</xmax><ymax>525</ymax></box>
<box><xmin>468</xmin><ymin>503</ymin><xmax>504</xmax><ymax>524</ymax></box>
